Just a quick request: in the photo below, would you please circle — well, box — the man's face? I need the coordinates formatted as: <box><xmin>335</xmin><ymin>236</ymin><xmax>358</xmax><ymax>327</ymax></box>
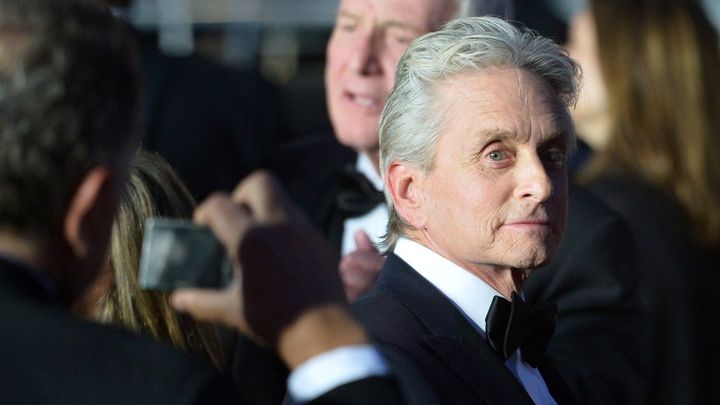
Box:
<box><xmin>412</xmin><ymin>68</ymin><xmax>571</xmax><ymax>272</ymax></box>
<box><xmin>325</xmin><ymin>0</ymin><xmax>452</xmax><ymax>153</ymax></box>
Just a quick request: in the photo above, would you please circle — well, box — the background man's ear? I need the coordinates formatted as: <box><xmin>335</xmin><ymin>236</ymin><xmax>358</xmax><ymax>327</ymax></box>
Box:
<box><xmin>386</xmin><ymin>162</ymin><xmax>426</xmax><ymax>228</ymax></box>
<box><xmin>63</xmin><ymin>166</ymin><xmax>118</xmax><ymax>258</ymax></box>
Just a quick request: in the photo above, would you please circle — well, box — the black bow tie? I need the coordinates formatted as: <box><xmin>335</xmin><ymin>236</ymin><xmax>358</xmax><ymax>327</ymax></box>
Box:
<box><xmin>485</xmin><ymin>292</ymin><xmax>557</xmax><ymax>368</ymax></box>
<box><xmin>335</xmin><ymin>165</ymin><xmax>385</xmax><ymax>219</ymax></box>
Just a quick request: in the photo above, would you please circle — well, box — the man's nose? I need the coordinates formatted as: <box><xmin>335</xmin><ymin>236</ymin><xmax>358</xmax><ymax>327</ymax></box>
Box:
<box><xmin>514</xmin><ymin>155</ymin><xmax>553</xmax><ymax>203</ymax></box>
<box><xmin>350</xmin><ymin>29</ymin><xmax>382</xmax><ymax>75</ymax></box>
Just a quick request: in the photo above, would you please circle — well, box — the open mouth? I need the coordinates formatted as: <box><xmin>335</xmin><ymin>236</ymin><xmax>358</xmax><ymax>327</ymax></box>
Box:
<box><xmin>344</xmin><ymin>91</ymin><xmax>381</xmax><ymax>111</ymax></box>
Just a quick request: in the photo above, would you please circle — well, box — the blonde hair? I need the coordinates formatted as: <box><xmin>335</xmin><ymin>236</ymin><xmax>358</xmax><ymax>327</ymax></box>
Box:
<box><xmin>581</xmin><ymin>0</ymin><xmax>720</xmax><ymax>248</ymax></box>
<box><xmin>96</xmin><ymin>150</ymin><xmax>226</xmax><ymax>369</ymax></box>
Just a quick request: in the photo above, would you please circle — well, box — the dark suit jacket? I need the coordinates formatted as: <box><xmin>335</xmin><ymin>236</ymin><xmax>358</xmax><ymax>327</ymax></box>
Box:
<box><xmin>0</xmin><ymin>257</ymin><xmax>238</xmax><ymax>404</ymax></box>
<box><xmin>525</xmin><ymin>184</ymin><xmax>649</xmax><ymax>404</ymax></box>
<box><xmin>354</xmin><ymin>254</ymin><xmax>577</xmax><ymax>405</ymax></box>
<box><xmin>266</xmin><ymin>136</ymin><xmax>357</xmax><ymax>253</ymax></box>
<box><xmin>588</xmin><ymin>175</ymin><xmax>720</xmax><ymax>405</ymax></box>
<box><xmin>0</xmin><ymin>257</ymin><xmax>403</xmax><ymax>405</ymax></box>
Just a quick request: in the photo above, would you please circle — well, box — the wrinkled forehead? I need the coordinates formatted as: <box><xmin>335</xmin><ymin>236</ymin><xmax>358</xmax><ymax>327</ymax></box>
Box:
<box><xmin>336</xmin><ymin>0</ymin><xmax>459</xmax><ymax>33</ymax></box>
<box><xmin>433</xmin><ymin>68</ymin><xmax>574</xmax><ymax>144</ymax></box>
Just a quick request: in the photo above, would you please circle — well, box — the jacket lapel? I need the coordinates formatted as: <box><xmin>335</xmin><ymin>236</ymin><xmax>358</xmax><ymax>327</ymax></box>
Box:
<box><xmin>377</xmin><ymin>254</ymin><xmax>535</xmax><ymax>405</ymax></box>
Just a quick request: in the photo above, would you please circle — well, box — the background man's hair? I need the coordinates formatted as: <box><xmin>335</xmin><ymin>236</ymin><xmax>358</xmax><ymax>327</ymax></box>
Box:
<box><xmin>379</xmin><ymin>16</ymin><xmax>579</xmax><ymax>251</ymax></box>
<box><xmin>455</xmin><ymin>0</ymin><xmax>513</xmax><ymax>19</ymax></box>
<box><xmin>0</xmin><ymin>0</ymin><xmax>140</xmax><ymax>241</ymax></box>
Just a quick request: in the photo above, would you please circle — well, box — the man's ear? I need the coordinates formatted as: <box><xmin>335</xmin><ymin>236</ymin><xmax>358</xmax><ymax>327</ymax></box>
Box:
<box><xmin>63</xmin><ymin>166</ymin><xmax>117</xmax><ymax>258</ymax></box>
<box><xmin>386</xmin><ymin>162</ymin><xmax>426</xmax><ymax>228</ymax></box>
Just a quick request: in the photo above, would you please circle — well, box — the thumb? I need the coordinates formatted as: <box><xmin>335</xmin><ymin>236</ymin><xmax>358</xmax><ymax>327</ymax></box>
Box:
<box><xmin>354</xmin><ymin>230</ymin><xmax>377</xmax><ymax>252</ymax></box>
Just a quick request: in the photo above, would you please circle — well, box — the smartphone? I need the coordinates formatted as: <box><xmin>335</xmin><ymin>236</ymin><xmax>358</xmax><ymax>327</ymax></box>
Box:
<box><xmin>138</xmin><ymin>218</ymin><xmax>233</xmax><ymax>291</ymax></box>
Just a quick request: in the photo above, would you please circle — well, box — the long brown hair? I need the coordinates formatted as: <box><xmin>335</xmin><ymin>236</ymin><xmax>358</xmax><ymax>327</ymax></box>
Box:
<box><xmin>582</xmin><ymin>0</ymin><xmax>720</xmax><ymax>247</ymax></box>
<box><xmin>96</xmin><ymin>150</ymin><xmax>226</xmax><ymax>369</ymax></box>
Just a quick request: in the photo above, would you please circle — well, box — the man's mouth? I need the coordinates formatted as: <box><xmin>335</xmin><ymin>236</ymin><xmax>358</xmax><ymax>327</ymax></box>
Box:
<box><xmin>344</xmin><ymin>91</ymin><xmax>381</xmax><ymax>111</ymax></box>
<box><xmin>503</xmin><ymin>216</ymin><xmax>553</xmax><ymax>231</ymax></box>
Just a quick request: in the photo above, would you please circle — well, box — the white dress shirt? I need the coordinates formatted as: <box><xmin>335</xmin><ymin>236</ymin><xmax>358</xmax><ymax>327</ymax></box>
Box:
<box><xmin>288</xmin><ymin>345</ymin><xmax>390</xmax><ymax>402</ymax></box>
<box><xmin>341</xmin><ymin>153</ymin><xmax>388</xmax><ymax>256</ymax></box>
<box><xmin>394</xmin><ymin>237</ymin><xmax>558</xmax><ymax>405</ymax></box>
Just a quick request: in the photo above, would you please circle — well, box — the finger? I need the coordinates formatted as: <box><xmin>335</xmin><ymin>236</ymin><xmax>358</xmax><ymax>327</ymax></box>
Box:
<box><xmin>344</xmin><ymin>285</ymin><xmax>360</xmax><ymax>303</ymax></box>
<box><xmin>340</xmin><ymin>251</ymin><xmax>385</xmax><ymax>272</ymax></box>
<box><xmin>194</xmin><ymin>193</ymin><xmax>252</xmax><ymax>259</ymax></box>
<box><xmin>231</xmin><ymin>171</ymin><xmax>291</xmax><ymax>222</ymax></box>
<box><xmin>341</xmin><ymin>272</ymin><xmax>376</xmax><ymax>303</ymax></box>
<box><xmin>171</xmin><ymin>286</ymin><xmax>245</xmax><ymax>331</ymax></box>
<box><xmin>354</xmin><ymin>230</ymin><xmax>377</xmax><ymax>252</ymax></box>
<box><xmin>339</xmin><ymin>256</ymin><xmax>382</xmax><ymax>286</ymax></box>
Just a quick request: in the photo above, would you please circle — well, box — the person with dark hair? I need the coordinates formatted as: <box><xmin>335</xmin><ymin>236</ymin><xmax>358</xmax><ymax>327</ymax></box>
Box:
<box><xmin>0</xmin><ymin>1</ymin><xmax>404</xmax><ymax>403</ymax></box>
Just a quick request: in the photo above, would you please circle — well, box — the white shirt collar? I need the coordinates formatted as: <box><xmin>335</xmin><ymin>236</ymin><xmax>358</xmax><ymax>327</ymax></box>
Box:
<box><xmin>393</xmin><ymin>237</ymin><xmax>504</xmax><ymax>332</ymax></box>
<box><xmin>356</xmin><ymin>153</ymin><xmax>384</xmax><ymax>191</ymax></box>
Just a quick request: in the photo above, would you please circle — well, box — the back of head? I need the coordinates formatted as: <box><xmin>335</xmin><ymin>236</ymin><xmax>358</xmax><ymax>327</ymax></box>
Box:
<box><xmin>0</xmin><ymin>0</ymin><xmax>140</xmax><ymax>243</ymax></box>
<box><xmin>584</xmin><ymin>0</ymin><xmax>720</xmax><ymax>247</ymax></box>
<box><xmin>379</xmin><ymin>16</ymin><xmax>579</xmax><ymax>250</ymax></box>
<box><xmin>97</xmin><ymin>150</ymin><xmax>226</xmax><ymax>369</ymax></box>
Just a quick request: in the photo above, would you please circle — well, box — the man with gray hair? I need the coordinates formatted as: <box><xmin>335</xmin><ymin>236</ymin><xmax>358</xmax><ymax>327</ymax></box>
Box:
<box><xmin>354</xmin><ymin>16</ymin><xmax>579</xmax><ymax>404</ymax></box>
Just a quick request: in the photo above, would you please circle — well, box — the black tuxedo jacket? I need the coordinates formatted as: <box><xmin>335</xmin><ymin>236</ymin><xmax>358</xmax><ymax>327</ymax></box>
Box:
<box><xmin>0</xmin><ymin>258</ymin><xmax>403</xmax><ymax>405</ymax></box>
<box><xmin>266</xmin><ymin>136</ymin><xmax>357</xmax><ymax>254</ymax></box>
<box><xmin>354</xmin><ymin>254</ymin><xmax>577</xmax><ymax>405</ymax></box>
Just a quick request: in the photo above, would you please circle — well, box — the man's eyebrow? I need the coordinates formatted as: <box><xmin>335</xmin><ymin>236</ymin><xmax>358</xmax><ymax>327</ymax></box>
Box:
<box><xmin>337</xmin><ymin>10</ymin><xmax>360</xmax><ymax>21</ymax></box>
<box><xmin>478</xmin><ymin>129</ymin><xmax>517</xmax><ymax>143</ymax></box>
<box><xmin>540</xmin><ymin>130</ymin><xmax>576</xmax><ymax>152</ymax></box>
<box><xmin>381</xmin><ymin>20</ymin><xmax>422</xmax><ymax>33</ymax></box>
<box><xmin>474</xmin><ymin>129</ymin><xmax>573</xmax><ymax>148</ymax></box>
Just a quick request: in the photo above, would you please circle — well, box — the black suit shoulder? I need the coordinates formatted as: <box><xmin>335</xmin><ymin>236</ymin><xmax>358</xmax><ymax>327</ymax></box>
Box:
<box><xmin>0</xmin><ymin>261</ymin><xmax>238</xmax><ymax>405</ymax></box>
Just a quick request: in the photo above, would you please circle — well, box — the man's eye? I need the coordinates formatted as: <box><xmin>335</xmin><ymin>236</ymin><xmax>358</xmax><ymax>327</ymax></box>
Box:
<box><xmin>392</xmin><ymin>35</ymin><xmax>412</xmax><ymax>45</ymax></box>
<box><xmin>487</xmin><ymin>150</ymin><xmax>507</xmax><ymax>161</ymax></box>
<box><xmin>339</xmin><ymin>23</ymin><xmax>357</xmax><ymax>32</ymax></box>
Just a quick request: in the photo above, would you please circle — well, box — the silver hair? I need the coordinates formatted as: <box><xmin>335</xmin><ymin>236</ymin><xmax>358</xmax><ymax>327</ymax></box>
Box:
<box><xmin>379</xmin><ymin>16</ymin><xmax>580</xmax><ymax>251</ymax></box>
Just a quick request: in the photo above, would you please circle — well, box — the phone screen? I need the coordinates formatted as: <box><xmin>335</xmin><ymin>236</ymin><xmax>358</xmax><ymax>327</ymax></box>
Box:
<box><xmin>138</xmin><ymin>218</ymin><xmax>233</xmax><ymax>291</ymax></box>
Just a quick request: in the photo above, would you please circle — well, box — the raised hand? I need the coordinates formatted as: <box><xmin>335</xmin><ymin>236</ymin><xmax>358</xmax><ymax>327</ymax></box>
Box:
<box><xmin>339</xmin><ymin>230</ymin><xmax>386</xmax><ymax>302</ymax></box>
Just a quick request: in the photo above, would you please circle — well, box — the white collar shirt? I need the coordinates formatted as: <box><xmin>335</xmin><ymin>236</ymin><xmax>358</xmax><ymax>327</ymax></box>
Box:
<box><xmin>393</xmin><ymin>237</ymin><xmax>558</xmax><ymax>405</ymax></box>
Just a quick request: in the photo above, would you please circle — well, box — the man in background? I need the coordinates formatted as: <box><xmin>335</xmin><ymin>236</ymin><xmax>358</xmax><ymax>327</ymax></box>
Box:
<box><xmin>270</xmin><ymin>0</ymin><xmax>510</xmax><ymax>300</ymax></box>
